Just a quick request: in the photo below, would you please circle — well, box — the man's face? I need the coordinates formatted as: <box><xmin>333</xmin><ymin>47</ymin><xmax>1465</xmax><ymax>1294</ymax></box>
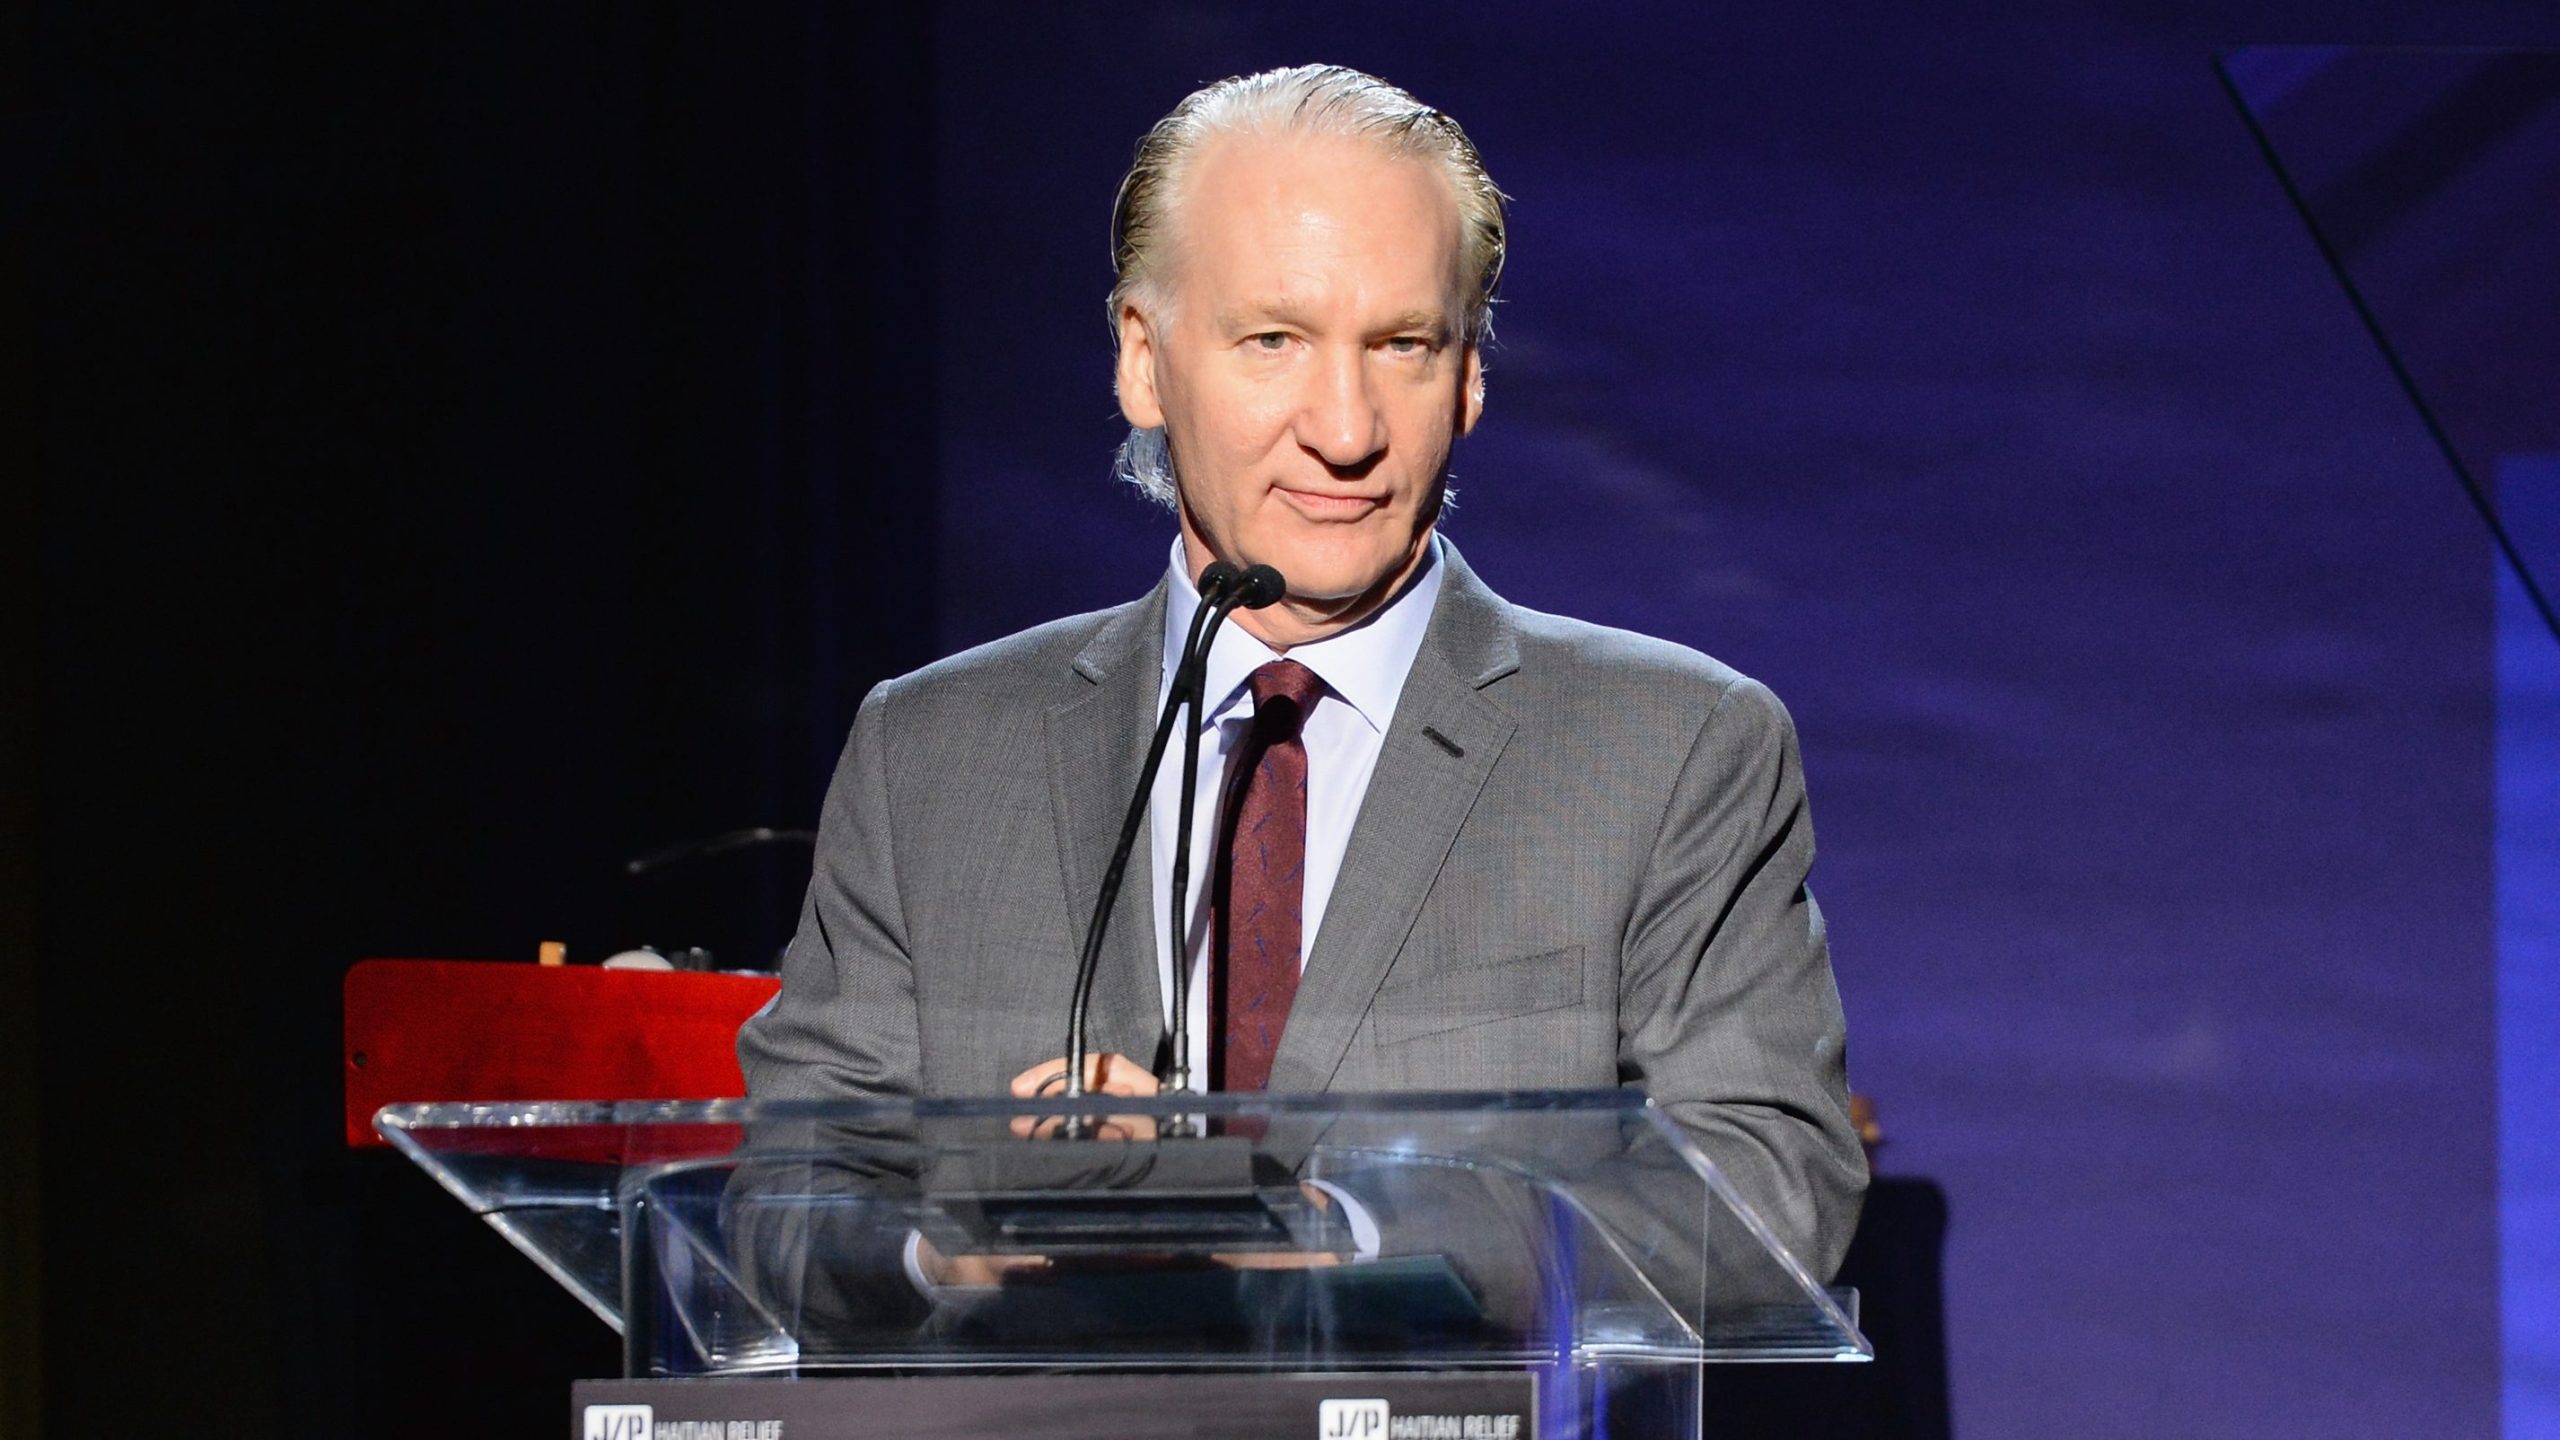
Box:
<box><xmin>1117</xmin><ymin>131</ymin><xmax>1483</xmax><ymax>647</ymax></box>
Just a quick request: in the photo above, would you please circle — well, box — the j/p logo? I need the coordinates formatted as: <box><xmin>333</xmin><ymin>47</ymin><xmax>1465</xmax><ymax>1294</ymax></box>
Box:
<box><xmin>583</xmin><ymin>1404</ymin><xmax>652</xmax><ymax>1440</ymax></box>
<box><xmin>1319</xmin><ymin>1399</ymin><xmax>1389</xmax><ymax>1439</ymax></box>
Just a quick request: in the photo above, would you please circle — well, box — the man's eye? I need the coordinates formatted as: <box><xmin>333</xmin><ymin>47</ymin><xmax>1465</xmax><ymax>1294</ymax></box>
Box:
<box><xmin>1385</xmin><ymin>336</ymin><xmax>1429</xmax><ymax>355</ymax></box>
<box><xmin>1251</xmin><ymin>332</ymin><xmax>1290</xmax><ymax>351</ymax></box>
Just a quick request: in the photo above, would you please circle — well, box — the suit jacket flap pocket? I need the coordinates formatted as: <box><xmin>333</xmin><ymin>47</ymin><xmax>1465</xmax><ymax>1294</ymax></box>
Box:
<box><xmin>1368</xmin><ymin>945</ymin><xmax>1585</xmax><ymax>1047</ymax></box>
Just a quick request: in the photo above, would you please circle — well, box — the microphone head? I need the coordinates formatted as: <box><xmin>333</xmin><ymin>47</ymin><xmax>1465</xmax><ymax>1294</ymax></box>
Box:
<box><xmin>1235</xmin><ymin>565</ymin><xmax>1287</xmax><ymax>609</ymax></box>
<box><xmin>1195</xmin><ymin>560</ymin><xmax>1242</xmax><ymax>600</ymax></box>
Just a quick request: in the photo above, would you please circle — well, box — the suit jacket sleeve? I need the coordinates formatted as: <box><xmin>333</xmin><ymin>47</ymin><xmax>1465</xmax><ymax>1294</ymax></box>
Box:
<box><xmin>738</xmin><ymin>683</ymin><xmax>925</xmax><ymax>1102</ymax></box>
<box><xmin>729</xmin><ymin>688</ymin><xmax>944</xmax><ymax>1332</ymax></box>
<box><xmin>1621</xmin><ymin>673</ymin><xmax>1866</xmax><ymax>1281</ymax></box>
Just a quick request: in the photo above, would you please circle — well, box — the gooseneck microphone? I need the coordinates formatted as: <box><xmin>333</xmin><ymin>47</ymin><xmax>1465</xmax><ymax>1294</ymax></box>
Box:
<box><xmin>1160</xmin><ymin>562</ymin><xmax>1284</xmax><ymax>1097</ymax></box>
<box><xmin>1058</xmin><ymin>562</ymin><xmax>1285</xmax><ymax>1118</ymax></box>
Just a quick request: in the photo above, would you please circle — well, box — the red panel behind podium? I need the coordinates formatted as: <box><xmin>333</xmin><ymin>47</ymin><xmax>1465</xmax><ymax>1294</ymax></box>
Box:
<box><xmin>342</xmin><ymin>958</ymin><xmax>781</xmax><ymax>1148</ymax></box>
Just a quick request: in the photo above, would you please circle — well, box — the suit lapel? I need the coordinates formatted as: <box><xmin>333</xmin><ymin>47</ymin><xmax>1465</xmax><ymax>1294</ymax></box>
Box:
<box><xmin>1044</xmin><ymin>588</ymin><xmax>1171</xmax><ymax>1068</ymax></box>
<box><xmin>1267</xmin><ymin>544</ymin><xmax>1521</xmax><ymax>1091</ymax></box>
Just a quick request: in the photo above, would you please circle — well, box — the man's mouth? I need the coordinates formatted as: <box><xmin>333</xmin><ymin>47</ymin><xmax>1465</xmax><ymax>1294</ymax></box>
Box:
<box><xmin>1275</xmin><ymin>487</ymin><xmax>1381</xmax><ymax>518</ymax></box>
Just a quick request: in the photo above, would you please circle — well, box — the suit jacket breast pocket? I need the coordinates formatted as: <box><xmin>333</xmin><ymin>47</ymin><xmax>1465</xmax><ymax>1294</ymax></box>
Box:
<box><xmin>1367</xmin><ymin>945</ymin><xmax>1587</xmax><ymax>1048</ymax></box>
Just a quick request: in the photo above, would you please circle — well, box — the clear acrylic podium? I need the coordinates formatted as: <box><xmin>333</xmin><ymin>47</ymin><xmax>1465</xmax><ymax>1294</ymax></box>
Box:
<box><xmin>380</xmin><ymin>1089</ymin><xmax>1867</xmax><ymax>1438</ymax></box>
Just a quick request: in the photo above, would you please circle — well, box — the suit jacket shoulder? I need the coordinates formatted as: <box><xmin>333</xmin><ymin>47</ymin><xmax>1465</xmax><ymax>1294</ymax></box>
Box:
<box><xmin>1416</xmin><ymin>551</ymin><xmax>1806</xmax><ymax>856</ymax></box>
<box><xmin>1497</xmin><ymin>600</ymin><xmax>1792</xmax><ymax>734</ymax></box>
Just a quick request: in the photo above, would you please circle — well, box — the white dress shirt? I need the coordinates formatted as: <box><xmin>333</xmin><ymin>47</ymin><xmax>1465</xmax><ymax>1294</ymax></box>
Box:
<box><xmin>1147</xmin><ymin>535</ymin><xmax>1445</xmax><ymax>1085</ymax></box>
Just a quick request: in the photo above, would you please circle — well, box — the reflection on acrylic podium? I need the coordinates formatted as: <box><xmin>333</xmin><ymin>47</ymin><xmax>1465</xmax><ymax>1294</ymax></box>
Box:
<box><xmin>379</xmin><ymin>1089</ymin><xmax>1869</xmax><ymax>1439</ymax></box>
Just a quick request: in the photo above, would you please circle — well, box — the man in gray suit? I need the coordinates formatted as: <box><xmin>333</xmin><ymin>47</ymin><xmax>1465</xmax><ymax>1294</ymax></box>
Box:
<box><xmin>738</xmin><ymin>65</ymin><xmax>1866</xmax><ymax>1281</ymax></box>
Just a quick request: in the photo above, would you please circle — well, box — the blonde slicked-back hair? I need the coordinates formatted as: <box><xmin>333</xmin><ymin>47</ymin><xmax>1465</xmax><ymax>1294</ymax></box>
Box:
<box><xmin>1108</xmin><ymin>64</ymin><xmax>1508</xmax><ymax>508</ymax></box>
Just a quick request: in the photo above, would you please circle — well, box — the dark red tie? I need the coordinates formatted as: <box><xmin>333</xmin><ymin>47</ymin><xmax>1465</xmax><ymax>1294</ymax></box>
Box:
<box><xmin>1211</xmin><ymin>659</ymin><xmax>1324</xmax><ymax>1091</ymax></box>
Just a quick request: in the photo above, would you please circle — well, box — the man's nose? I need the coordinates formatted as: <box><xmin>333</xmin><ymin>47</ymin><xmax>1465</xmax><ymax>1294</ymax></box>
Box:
<box><xmin>1296</xmin><ymin>346</ymin><xmax>1387</xmax><ymax>471</ymax></box>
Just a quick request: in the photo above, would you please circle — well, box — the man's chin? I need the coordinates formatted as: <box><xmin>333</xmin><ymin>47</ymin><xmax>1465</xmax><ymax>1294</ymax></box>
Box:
<box><xmin>1283</xmin><ymin>553</ymin><xmax>1430</xmax><ymax>616</ymax></box>
<box><xmin>1272</xmin><ymin>531</ymin><xmax>1427</xmax><ymax>590</ymax></box>
<box><xmin>1271</xmin><ymin>561</ymin><xmax>1389</xmax><ymax>608</ymax></box>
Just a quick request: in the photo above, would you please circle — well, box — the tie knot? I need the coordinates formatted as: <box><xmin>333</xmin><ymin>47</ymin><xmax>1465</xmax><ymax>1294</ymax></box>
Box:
<box><xmin>1248</xmin><ymin>659</ymin><xmax>1324</xmax><ymax>738</ymax></box>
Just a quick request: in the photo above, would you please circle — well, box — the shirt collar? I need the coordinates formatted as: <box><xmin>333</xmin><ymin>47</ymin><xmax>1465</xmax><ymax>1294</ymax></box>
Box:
<box><xmin>1159</xmin><ymin>534</ymin><xmax>1444</xmax><ymax>736</ymax></box>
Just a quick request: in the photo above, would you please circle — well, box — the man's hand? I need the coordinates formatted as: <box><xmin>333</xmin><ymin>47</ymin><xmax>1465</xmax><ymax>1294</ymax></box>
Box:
<box><xmin>903</xmin><ymin>1055</ymin><xmax>1345</xmax><ymax>1284</ymax></box>
<box><xmin>910</xmin><ymin>1235</ymin><xmax>1051</xmax><ymax>1288</ymax></box>
<box><xmin>1006</xmin><ymin>1052</ymin><xmax>1161</xmax><ymax>1139</ymax></box>
<box><xmin>908</xmin><ymin>1051</ymin><xmax>1162</xmax><ymax>1287</ymax></box>
<box><xmin>1007</xmin><ymin>1052</ymin><xmax>1161</xmax><ymax>1099</ymax></box>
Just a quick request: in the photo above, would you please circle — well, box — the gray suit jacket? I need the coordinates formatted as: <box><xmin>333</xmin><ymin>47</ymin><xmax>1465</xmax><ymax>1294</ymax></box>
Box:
<box><xmin>739</xmin><ymin>543</ymin><xmax>1867</xmax><ymax>1277</ymax></box>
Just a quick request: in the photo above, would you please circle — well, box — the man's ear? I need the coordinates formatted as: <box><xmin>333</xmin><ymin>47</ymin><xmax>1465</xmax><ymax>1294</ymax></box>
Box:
<box><xmin>1116</xmin><ymin>306</ymin><xmax>1165</xmax><ymax>430</ymax></box>
<box><xmin>1457</xmin><ymin>341</ymin><xmax>1485</xmax><ymax>437</ymax></box>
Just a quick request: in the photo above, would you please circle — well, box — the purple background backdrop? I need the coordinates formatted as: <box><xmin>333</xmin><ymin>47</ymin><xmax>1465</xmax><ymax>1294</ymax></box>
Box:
<box><xmin>925</xmin><ymin>6</ymin><xmax>2556</xmax><ymax>1436</ymax></box>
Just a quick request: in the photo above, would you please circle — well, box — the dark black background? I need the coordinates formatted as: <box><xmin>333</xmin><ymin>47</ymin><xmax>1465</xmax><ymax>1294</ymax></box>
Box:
<box><xmin>13</xmin><ymin>5</ymin><xmax>935</xmax><ymax>1431</ymax></box>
